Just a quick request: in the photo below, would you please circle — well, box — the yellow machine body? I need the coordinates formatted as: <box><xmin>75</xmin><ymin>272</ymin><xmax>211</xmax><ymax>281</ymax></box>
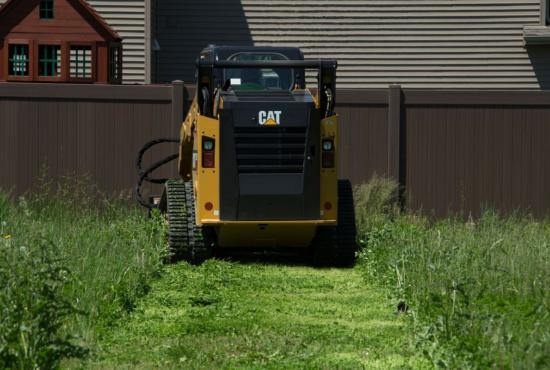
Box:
<box><xmin>177</xmin><ymin>94</ymin><xmax>339</xmax><ymax>248</ymax></box>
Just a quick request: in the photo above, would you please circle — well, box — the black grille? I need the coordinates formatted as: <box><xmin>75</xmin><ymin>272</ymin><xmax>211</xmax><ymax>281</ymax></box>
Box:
<box><xmin>234</xmin><ymin>126</ymin><xmax>307</xmax><ymax>173</ymax></box>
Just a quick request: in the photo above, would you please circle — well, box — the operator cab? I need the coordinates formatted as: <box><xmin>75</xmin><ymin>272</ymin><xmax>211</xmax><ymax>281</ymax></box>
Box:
<box><xmin>198</xmin><ymin>45</ymin><xmax>307</xmax><ymax>92</ymax></box>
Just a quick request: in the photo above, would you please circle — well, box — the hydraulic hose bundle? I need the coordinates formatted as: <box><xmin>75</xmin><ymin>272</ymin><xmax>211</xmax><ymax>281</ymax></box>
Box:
<box><xmin>135</xmin><ymin>138</ymin><xmax>179</xmax><ymax>209</ymax></box>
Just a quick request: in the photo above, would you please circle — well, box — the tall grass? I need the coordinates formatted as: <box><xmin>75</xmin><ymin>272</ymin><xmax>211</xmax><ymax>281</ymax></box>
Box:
<box><xmin>355</xmin><ymin>176</ymin><xmax>550</xmax><ymax>369</ymax></box>
<box><xmin>0</xmin><ymin>176</ymin><xmax>166</xmax><ymax>368</ymax></box>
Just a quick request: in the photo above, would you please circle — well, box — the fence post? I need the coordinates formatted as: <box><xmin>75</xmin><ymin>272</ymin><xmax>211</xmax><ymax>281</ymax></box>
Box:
<box><xmin>387</xmin><ymin>84</ymin><xmax>402</xmax><ymax>183</ymax></box>
<box><xmin>171</xmin><ymin>80</ymin><xmax>184</xmax><ymax>132</ymax></box>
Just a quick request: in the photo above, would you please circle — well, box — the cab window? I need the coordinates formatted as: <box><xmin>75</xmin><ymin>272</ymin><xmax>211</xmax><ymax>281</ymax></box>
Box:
<box><xmin>224</xmin><ymin>53</ymin><xmax>294</xmax><ymax>91</ymax></box>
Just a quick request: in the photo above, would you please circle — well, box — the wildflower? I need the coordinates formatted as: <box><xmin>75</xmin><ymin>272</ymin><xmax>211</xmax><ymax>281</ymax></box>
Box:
<box><xmin>2</xmin><ymin>234</ymin><xmax>11</xmax><ymax>240</ymax></box>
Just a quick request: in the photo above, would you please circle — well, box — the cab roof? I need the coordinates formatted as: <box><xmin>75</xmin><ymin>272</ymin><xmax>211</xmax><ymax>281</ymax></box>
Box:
<box><xmin>199</xmin><ymin>45</ymin><xmax>305</xmax><ymax>62</ymax></box>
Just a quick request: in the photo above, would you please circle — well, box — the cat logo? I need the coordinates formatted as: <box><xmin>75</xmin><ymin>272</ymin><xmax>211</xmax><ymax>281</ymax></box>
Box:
<box><xmin>258</xmin><ymin>110</ymin><xmax>282</xmax><ymax>126</ymax></box>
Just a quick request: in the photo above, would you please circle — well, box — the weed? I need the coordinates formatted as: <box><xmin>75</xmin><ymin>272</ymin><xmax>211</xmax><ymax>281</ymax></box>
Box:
<box><xmin>0</xmin><ymin>175</ymin><xmax>166</xmax><ymax>368</ymax></box>
<box><xmin>354</xmin><ymin>174</ymin><xmax>400</xmax><ymax>237</ymax></box>
<box><xmin>355</xmin><ymin>180</ymin><xmax>550</xmax><ymax>369</ymax></box>
<box><xmin>0</xmin><ymin>239</ymin><xmax>87</xmax><ymax>369</ymax></box>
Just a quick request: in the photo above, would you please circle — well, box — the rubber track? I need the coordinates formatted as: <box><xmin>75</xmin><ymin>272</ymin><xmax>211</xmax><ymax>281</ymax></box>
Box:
<box><xmin>184</xmin><ymin>181</ymin><xmax>212</xmax><ymax>264</ymax></box>
<box><xmin>165</xmin><ymin>179</ymin><xmax>213</xmax><ymax>264</ymax></box>
<box><xmin>165</xmin><ymin>179</ymin><xmax>189</xmax><ymax>261</ymax></box>
<box><xmin>313</xmin><ymin>179</ymin><xmax>358</xmax><ymax>267</ymax></box>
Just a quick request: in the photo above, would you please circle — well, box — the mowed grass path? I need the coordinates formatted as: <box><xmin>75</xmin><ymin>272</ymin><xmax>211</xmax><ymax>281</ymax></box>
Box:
<box><xmin>88</xmin><ymin>260</ymin><xmax>427</xmax><ymax>369</ymax></box>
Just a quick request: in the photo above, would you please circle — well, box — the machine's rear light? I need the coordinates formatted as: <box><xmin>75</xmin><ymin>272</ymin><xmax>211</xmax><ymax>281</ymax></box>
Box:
<box><xmin>202</xmin><ymin>137</ymin><xmax>215</xmax><ymax>168</ymax></box>
<box><xmin>322</xmin><ymin>139</ymin><xmax>334</xmax><ymax>168</ymax></box>
<box><xmin>203</xmin><ymin>139</ymin><xmax>214</xmax><ymax>151</ymax></box>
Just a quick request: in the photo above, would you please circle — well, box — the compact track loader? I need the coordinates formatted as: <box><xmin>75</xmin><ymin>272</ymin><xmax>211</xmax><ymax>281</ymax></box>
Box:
<box><xmin>136</xmin><ymin>46</ymin><xmax>357</xmax><ymax>265</ymax></box>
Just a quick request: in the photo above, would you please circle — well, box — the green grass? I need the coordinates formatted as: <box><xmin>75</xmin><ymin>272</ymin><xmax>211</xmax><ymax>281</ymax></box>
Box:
<box><xmin>87</xmin><ymin>261</ymin><xmax>427</xmax><ymax>369</ymax></box>
<box><xmin>355</xmin><ymin>176</ymin><xmax>550</xmax><ymax>369</ymax></box>
<box><xmin>2</xmin><ymin>174</ymin><xmax>549</xmax><ymax>369</ymax></box>
<box><xmin>0</xmin><ymin>177</ymin><xmax>166</xmax><ymax>368</ymax></box>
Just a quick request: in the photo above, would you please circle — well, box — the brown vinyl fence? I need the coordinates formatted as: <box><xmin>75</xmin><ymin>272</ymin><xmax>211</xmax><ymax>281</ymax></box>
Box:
<box><xmin>0</xmin><ymin>81</ymin><xmax>186</xmax><ymax>199</ymax></box>
<box><xmin>1</xmin><ymin>82</ymin><xmax>550</xmax><ymax>217</ymax></box>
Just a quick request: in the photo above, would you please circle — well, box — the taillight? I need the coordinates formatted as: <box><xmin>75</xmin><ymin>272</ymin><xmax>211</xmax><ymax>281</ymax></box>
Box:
<box><xmin>322</xmin><ymin>139</ymin><xmax>334</xmax><ymax>168</ymax></box>
<box><xmin>202</xmin><ymin>137</ymin><xmax>215</xmax><ymax>168</ymax></box>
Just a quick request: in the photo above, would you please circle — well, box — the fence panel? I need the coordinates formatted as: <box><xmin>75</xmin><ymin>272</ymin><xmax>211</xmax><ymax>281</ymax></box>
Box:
<box><xmin>337</xmin><ymin>103</ymin><xmax>389</xmax><ymax>185</ymax></box>
<box><xmin>405</xmin><ymin>99</ymin><xmax>550</xmax><ymax>217</ymax></box>
<box><xmin>2</xmin><ymin>82</ymin><xmax>550</xmax><ymax>217</ymax></box>
<box><xmin>0</xmin><ymin>82</ymin><xmax>181</xmax><ymax>199</ymax></box>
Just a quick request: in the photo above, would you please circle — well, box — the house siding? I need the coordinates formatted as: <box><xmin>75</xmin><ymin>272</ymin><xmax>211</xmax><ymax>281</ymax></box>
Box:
<box><xmin>87</xmin><ymin>0</ymin><xmax>146</xmax><ymax>83</ymax></box>
<box><xmin>0</xmin><ymin>0</ymin><xmax>148</xmax><ymax>83</ymax></box>
<box><xmin>153</xmin><ymin>0</ymin><xmax>253</xmax><ymax>84</ymax></box>
<box><xmin>2</xmin><ymin>0</ymin><xmax>548</xmax><ymax>88</ymax></box>
<box><xmin>155</xmin><ymin>0</ymin><xmax>549</xmax><ymax>89</ymax></box>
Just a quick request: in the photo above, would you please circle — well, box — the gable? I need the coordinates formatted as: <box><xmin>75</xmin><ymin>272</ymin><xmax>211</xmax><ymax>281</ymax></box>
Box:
<box><xmin>0</xmin><ymin>0</ymin><xmax>120</xmax><ymax>42</ymax></box>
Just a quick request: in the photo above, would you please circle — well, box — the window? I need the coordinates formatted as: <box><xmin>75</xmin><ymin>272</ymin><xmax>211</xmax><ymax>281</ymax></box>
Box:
<box><xmin>224</xmin><ymin>53</ymin><xmax>294</xmax><ymax>91</ymax></box>
<box><xmin>38</xmin><ymin>45</ymin><xmax>61</xmax><ymax>77</ymax></box>
<box><xmin>40</xmin><ymin>0</ymin><xmax>54</xmax><ymax>19</ymax></box>
<box><xmin>8</xmin><ymin>44</ymin><xmax>29</xmax><ymax>76</ymax></box>
<box><xmin>70</xmin><ymin>46</ymin><xmax>92</xmax><ymax>78</ymax></box>
<box><xmin>109</xmin><ymin>45</ymin><xmax>122</xmax><ymax>83</ymax></box>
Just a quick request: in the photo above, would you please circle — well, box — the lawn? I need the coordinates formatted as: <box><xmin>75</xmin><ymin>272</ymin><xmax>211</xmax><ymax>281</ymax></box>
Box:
<box><xmin>1</xmin><ymin>175</ymin><xmax>549</xmax><ymax>369</ymax></box>
<box><xmin>86</xmin><ymin>261</ymin><xmax>426</xmax><ymax>369</ymax></box>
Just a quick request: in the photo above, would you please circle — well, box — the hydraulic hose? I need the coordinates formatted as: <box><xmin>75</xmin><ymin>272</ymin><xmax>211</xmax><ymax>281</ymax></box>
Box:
<box><xmin>135</xmin><ymin>138</ymin><xmax>179</xmax><ymax>210</ymax></box>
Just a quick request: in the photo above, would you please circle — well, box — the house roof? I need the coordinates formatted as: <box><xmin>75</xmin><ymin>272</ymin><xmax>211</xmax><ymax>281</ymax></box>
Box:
<box><xmin>0</xmin><ymin>0</ymin><xmax>121</xmax><ymax>41</ymax></box>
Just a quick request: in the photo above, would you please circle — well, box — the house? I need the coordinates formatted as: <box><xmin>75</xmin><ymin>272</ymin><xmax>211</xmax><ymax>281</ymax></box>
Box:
<box><xmin>150</xmin><ymin>0</ymin><xmax>550</xmax><ymax>89</ymax></box>
<box><xmin>0</xmin><ymin>0</ymin><xmax>123</xmax><ymax>83</ymax></box>
<box><xmin>1</xmin><ymin>0</ymin><xmax>549</xmax><ymax>88</ymax></box>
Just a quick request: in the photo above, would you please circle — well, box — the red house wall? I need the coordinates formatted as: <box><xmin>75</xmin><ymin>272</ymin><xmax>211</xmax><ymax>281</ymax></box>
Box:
<box><xmin>0</xmin><ymin>0</ymin><xmax>120</xmax><ymax>83</ymax></box>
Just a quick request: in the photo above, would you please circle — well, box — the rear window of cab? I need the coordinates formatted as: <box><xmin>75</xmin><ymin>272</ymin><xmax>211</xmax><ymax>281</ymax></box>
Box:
<box><xmin>224</xmin><ymin>53</ymin><xmax>294</xmax><ymax>91</ymax></box>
